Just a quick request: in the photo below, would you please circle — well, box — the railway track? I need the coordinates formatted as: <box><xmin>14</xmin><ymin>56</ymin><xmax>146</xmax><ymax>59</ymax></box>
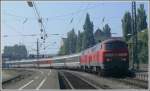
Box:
<box><xmin>58</xmin><ymin>69</ymin><xmax>148</xmax><ymax>89</ymax></box>
<box><xmin>105</xmin><ymin>77</ymin><xmax>148</xmax><ymax>89</ymax></box>
<box><xmin>72</xmin><ymin>70</ymin><xmax>148</xmax><ymax>89</ymax></box>
<box><xmin>78</xmin><ymin>69</ymin><xmax>148</xmax><ymax>89</ymax></box>
<box><xmin>86</xmin><ymin>70</ymin><xmax>148</xmax><ymax>89</ymax></box>
<box><xmin>58</xmin><ymin>71</ymin><xmax>111</xmax><ymax>89</ymax></box>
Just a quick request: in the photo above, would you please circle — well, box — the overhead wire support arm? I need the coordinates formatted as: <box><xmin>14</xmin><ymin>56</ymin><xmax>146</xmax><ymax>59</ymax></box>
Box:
<box><xmin>33</xmin><ymin>2</ymin><xmax>47</xmax><ymax>41</ymax></box>
<box><xmin>26</xmin><ymin>1</ymin><xmax>48</xmax><ymax>57</ymax></box>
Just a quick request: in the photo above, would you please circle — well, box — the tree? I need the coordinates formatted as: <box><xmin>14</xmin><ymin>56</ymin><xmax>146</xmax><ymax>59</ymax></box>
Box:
<box><xmin>76</xmin><ymin>31</ymin><xmax>83</xmax><ymax>52</ymax></box>
<box><xmin>103</xmin><ymin>24</ymin><xmax>111</xmax><ymax>38</ymax></box>
<box><xmin>82</xmin><ymin>13</ymin><xmax>95</xmax><ymax>49</ymax></box>
<box><xmin>58</xmin><ymin>38</ymin><xmax>68</xmax><ymax>55</ymax></box>
<box><xmin>137</xmin><ymin>29</ymin><xmax>148</xmax><ymax>64</ymax></box>
<box><xmin>59</xmin><ymin>45</ymin><xmax>66</xmax><ymax>55</ymax></box>
<box><xmin>67</xmin><ymin>28</ymin><xmax>77</xmax><ymax>54</ymax></box>
<box><xmin>58</xmin><ymin>29</ymin><xmax>77</xmax><ymax>55</ymax></box>
<box><xmin>122</xmin><ymin>11</ymin><xmax>132</xmax><ymax>41</ymax></box>
<box><xmin>127</xmin><ymin>28</ymin><xmax>148</xmax><ymax>65</ymax></box>
<box><xmin>3</xmin><ymin>44</ymin><xmax>28</xmax><ymax>60</ymax></box>
<box><xmin>137</xmin><ymin>4</ymin><xmax>147</xmax><ymax>32</ymax></box>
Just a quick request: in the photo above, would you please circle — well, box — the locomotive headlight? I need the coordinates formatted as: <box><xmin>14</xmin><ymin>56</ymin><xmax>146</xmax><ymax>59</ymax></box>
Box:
<box><xmin>122</xmin><ymin>58</ymin><xmax>126</xmax><ymax>61</ymax></box>
<box><xmin>106</xmin><ymin>58</ymin><xmax>111</xmax><ymax>62</ymax></box>
<box><xmin>119</xmin><ymin>53</ymin><xmax>128</xmax><ymax>56</ymax></box>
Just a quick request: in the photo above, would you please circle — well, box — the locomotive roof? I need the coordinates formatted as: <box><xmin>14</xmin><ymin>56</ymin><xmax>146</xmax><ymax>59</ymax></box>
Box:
<box><xmin>102</xmin><ymin>38</ymin><xmax>124</xmax><ymax>44</ymax></box>
<box><xmin>81</xmin><ymin>38</ymin><xmax>125</xmax><ymax>55</ymax></box>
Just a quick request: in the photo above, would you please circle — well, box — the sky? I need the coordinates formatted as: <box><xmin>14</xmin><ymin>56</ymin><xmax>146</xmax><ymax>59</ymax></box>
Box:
<box><xmin>1</xmin><ymin>1</ymin><xmax>149</xmax><ymax>55</ymax></box>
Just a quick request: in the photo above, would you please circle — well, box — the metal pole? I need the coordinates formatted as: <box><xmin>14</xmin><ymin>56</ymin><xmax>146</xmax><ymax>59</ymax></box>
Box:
<box><xmin>134</xmin><ymin>2</ymin><xmax>139</xmax><ymax>70</ymax></box>
<box><xmin>131</xmin><ymin>1</ymin><xmax>135</xmax><ymax>70</ymax></box>
<box><xmin>132</xmin><ymin>1</ymin><xmax>139</xmax><ymax>70</ymax></box>
<box><xmin>37</xmin><ymin>38</ymin><xmax>39</xmax><ymax>68</ymax></box>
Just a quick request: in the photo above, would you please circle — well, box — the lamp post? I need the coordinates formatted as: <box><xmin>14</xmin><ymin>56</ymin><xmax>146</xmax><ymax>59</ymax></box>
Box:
<box><xmin>27</xmin><ymin>1</ymin><xmax>33</xmax><ymax>7</ymax></box>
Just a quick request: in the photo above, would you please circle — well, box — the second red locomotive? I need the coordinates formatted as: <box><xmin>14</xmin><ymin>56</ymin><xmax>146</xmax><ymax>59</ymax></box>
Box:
<box><xmin>80</xmin><ymin>38</ymin><xmax>129</xmax><ymax>76</ymax></box>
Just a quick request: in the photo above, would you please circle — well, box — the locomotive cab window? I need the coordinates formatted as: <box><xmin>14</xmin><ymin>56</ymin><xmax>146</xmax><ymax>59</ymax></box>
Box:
<box><xmin>104</xmin><ymin>42</ymin><xmax>127</xmax><ymax>50</ymax></box>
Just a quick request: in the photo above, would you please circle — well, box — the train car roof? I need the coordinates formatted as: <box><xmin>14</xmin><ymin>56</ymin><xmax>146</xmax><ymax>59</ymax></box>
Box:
<box><xmin>81</xmin><ymin>38</ymin><xmax>125</xmax><ymax>54</ymax></box>
<box><xmin>82</xmin><ymin>42</ymin><xmax>101</xmax><ymax>54</ymax></box>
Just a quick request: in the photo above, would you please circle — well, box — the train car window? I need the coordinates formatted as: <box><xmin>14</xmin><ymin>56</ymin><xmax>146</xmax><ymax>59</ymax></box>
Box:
<box><xmin>104</xmin><ymin>42</ymin><xmax>127</xmax><ymax>50</ymax></box>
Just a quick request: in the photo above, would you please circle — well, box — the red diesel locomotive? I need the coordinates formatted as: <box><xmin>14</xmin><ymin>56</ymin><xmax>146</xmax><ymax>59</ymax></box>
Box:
<box><xmin>80</xmin><ymin>38</ymin><xmax>129</xmax><ymax>76</ymax></box>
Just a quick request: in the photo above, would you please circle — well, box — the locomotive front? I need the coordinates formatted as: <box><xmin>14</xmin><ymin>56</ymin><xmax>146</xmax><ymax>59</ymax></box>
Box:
<box><xmin>101</xmin><ymin>39</ymin><xmax>129</xmax><ymax>75</ymax></box>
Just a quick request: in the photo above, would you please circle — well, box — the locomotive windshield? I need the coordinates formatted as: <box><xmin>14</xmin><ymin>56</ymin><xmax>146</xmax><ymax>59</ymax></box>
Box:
<box><xmin>104</xmin><ymin>41</ymin><xmax>127</xmax><ymax>50</ymax></box>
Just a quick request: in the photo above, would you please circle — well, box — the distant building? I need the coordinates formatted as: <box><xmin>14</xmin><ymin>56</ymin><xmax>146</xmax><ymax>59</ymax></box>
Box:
<box><xmin>60</xmin><ymin>38</ymin><xmax>67</xmax><ymax>47</ymax></box>
<box><xmin>94</xmin><ymin>28</ymin><xmax>112</xmax><ymax>43</ymax></box>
